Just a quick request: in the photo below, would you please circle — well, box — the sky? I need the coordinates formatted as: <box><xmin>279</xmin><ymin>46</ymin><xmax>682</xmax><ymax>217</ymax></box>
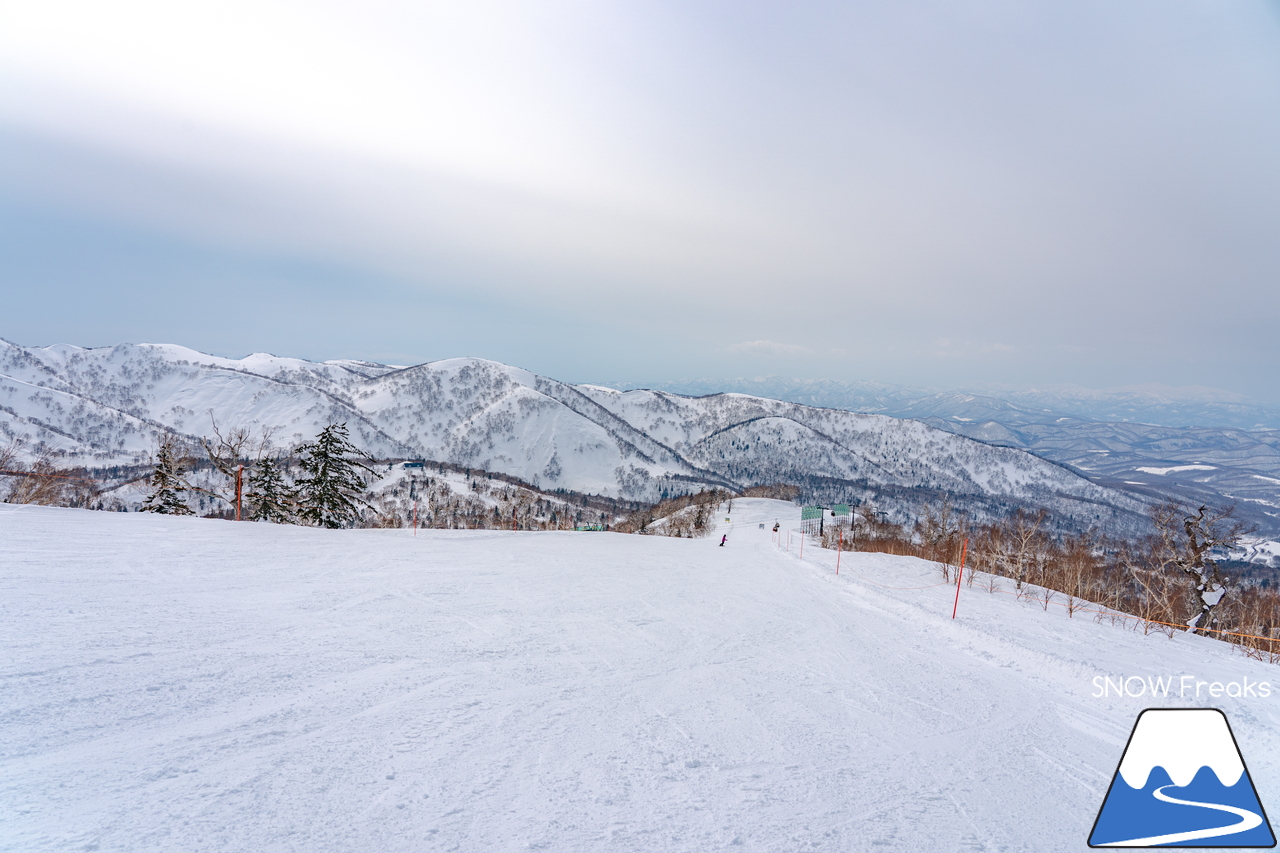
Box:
<box><xmin>2</xmin><ymin>1</ymin><xmax>1280</xmax><ymax>400</ymax></box>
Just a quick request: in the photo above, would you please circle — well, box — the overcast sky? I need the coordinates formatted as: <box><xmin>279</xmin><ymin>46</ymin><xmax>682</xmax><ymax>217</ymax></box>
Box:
<box><xmin>2</xmin><ymin>1</ymin><xmax>1279</xmax><ymax>400</ymax></box>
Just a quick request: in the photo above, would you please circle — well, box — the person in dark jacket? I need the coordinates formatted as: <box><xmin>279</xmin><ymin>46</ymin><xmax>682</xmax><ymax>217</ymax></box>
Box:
<box><xmin>719</xmin><ymin>534</ymin><xmax>727</xmax><ymax>547</ymax></box>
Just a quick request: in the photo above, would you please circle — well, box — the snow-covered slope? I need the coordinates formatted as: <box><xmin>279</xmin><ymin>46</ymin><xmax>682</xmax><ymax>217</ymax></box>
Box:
<box><xmin>0</xmin><ymin>339</ymin><xmax>1143</xmax><ymax>519</ymax></box>
<box><xmin>2</xmin><ymin>502</ymin><xmax>1277</xmax><ymax>852</ymax></box>
<box><xmin>604</xmin><ymin>373</ymin><xmax>1280</xmax><ymax>536</ymax></box>
<box><xmin>918</xmin><ymin>415</ymin><xmax>1280</xmax><ymax>538</ymax></box>
<box><xmin>574</xmin><ymin>385</ymin><xmax>1145</xmax><ymax>526</ymax></box>
<box><xmin>351</xmin><ymin>358</ymin><xmax>725</xmax><ymax>498</ymax></box>
<box><xmin>0</xmin><ymin>339</ymin><xmax>409</xmax><ymax>461</ymax></box>
<box><xmin>577</xmin><ymin>386</ymin><xmax>1105</xmax><ymax>499</ymax></box>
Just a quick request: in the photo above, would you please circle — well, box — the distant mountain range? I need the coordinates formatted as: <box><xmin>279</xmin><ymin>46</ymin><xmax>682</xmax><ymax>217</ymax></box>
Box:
<box><xmin>604</xmin><ymin>376</ymin><xmax>1280</xmax><ymax>537</ymax></box>
<box><xmin>603</xmin><ymin>376</ymin><xmax>1280</xmax><ymax>431</ymax></box>
<box><xmin>0</xmin><ymin>339</ymin><xmax>1150</xmax><ymax>533</ymax></box>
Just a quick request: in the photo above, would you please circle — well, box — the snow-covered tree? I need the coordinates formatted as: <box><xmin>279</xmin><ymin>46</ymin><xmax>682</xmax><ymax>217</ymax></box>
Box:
<box><xmin>292</xmin><ymin>423</ymin><xmax>375</xmax><ymax>528</ymax></box>
<box><xmin>245</xmin><ymin>456</ymin><xmax>294</xmax><ymax>523</ymax></box>
<box><xmin>1151</xmin><ymin>501</ymin><xmax>1250</xmax><ymax>636</ymax></box>
<box><xmin>141</xmin><ymin>435</ymin><xmax>193</xmax><ymax>515</ymax></box>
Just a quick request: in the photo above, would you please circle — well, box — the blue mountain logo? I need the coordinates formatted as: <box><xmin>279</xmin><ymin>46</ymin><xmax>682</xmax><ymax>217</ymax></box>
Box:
<box><xmin>1089</xmin><ymin>708</ymin><xmax>1275</xmax><ymax>847</ymax></box>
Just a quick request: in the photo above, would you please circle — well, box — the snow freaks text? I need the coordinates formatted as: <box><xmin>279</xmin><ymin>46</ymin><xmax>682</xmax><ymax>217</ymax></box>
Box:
<box><xmin>1092</xmin><ymin>675</ymin><xmax>1273</xmax><ymax>700</ymax></box>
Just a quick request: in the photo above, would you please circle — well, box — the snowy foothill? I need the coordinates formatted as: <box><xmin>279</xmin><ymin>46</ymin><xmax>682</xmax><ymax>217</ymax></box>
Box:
<box><xmin>3</xmin><ymin>499</ymin><xmax>1279</xmax><ymax>851</ymax></box>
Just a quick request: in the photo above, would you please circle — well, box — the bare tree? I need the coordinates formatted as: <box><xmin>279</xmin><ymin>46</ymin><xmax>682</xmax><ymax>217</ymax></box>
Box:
<box><xmin>63</xmin><ymin>469</ymin><xmax>102</xmax><ymax>509</ymax></box>
<box><xmin>915</xmin><ymin>497</ymin><xmax>965</xmax><ymax>579</ymax></box>
<box><xmin>1059</xmin><ymin>530</ymin><xmax>1100</xmax><ymax>617</ymax></box>
<box><xmin>1009</xmin><ymin>508</ymin><xmax>1048</xmax><ymax>591</ymax></box>
<box><xmin>856</xmin><ymin>502</ymin><xmax>904</xmax><ymax>547</ymax></box>
<box><xmin>1151</xmin><ymin>501</ymin><xmax>1250</xmax><ymax>636</ymax></box>
<box><xmin>5</xmin><ymin>449</ymin><xmax>72</xmax><ymax>506</ymax></box>
<box><xmin>0</xmin><ymin>437</ymin><xmax>20</xmax><ymax>473</ymax></box>
<box><xmin>0</xmin><ymin>438</ymin><xmax>25</xmax><ymax>503</ymax></box>
<box><xmin>200</xmin><ymin>414</ymin><xmax>277</xmax><ymax>513</ymax></box>
<box><xmin>0</xmin><ymin>438</ymin><xmax>101</xmax><ymax>507</ymax></box>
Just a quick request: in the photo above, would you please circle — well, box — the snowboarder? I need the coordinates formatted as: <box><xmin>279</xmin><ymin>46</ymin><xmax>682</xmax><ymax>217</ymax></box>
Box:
<box><xmin>772</xmin><ymin>521</ymin><xmax>779</xmax><ymax>533</ymax></box>
<box><xmin>719</xmin><ymin>534</ymin><xmax>727</xmax><ymax>547</ymax></box>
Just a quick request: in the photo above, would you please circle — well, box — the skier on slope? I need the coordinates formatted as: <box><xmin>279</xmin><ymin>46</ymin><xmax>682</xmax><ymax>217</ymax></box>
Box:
<box><xmin>719</xmin><ymin>534</ymin><xmax>727</xmax><ymax>547</ymax></box>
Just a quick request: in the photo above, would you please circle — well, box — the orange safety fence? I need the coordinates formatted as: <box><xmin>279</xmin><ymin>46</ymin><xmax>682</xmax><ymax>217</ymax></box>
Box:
<box><xmin>0</xmin><ymin>468</ymin><xmax>100</xmax><ymax>483</ymax></box>
<box><xmin>0</xmin><ymin>469</ymin><xmax>229</xmax><ymax>504</ymax></box>
<box><xmin>979</xmin><ymin>579</ymin><xmax>1280</xmax><ymax>647</ymax></box>
<box><xmin>776</xmin><ymin>526</ymin><xmax>950</xmax><ymax>590</ymax></box>
<box><xmin>779</xmin><ymin>527</ymin><xmax>1279</xmax><ymax>649</ymax></box>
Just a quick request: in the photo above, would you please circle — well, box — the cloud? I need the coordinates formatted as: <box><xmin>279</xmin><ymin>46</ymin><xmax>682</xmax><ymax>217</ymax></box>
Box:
<box><xmin>726</xmin><ymin>340</ymin><xmax>813</xmax><ymax>357</ymax></box>
<box><xmin>1</xmin><ymin>2</ymin><xmax>1279</xmax><ymax>399</ymax></box>
<box><xmin>933</xmin><ymin>338</ymin><xmax>1015</xmax><ymax>359</ymax></box>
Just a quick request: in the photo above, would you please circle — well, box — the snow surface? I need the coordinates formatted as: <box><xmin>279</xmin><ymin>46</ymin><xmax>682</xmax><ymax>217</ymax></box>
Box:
<box><xmin>3</xmin><ymin>499</ymin><xmax>1279</xmax><ymax>852</ymax></box>
<box><xmin>1133</xmin><ymin>465</ymin><xmax>1217</xmax><ymax>476</ymax></box>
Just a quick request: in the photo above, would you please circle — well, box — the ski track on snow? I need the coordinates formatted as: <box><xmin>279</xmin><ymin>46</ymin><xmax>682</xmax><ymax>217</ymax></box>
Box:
<box><xmin>1</xmin><ymin>500</ymin><xmax>1278</xmax><ymax>852</ymax></box>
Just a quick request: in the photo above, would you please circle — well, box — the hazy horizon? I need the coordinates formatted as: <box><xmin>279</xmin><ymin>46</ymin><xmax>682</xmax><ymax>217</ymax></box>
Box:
<box><xmin>9</xmin><ymin>333</ymin><xmax>1279</xmax><ymax>416</ymax></box>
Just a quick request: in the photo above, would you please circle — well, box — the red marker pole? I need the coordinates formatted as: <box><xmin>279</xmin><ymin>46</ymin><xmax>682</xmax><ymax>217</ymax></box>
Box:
<box><xmin>235</xmin><ymin>464</ymin><xmax>243</xmax><ymax>521</ymax></box>
<box><xmin>951</xmin><ymin>538</ymin><xmax>969</xmax><ymax>619</ymax></box>
<box><xmin>836</xmin><ymin>528</ymin><xmax>842</xmax><ymax>576</ymax></box>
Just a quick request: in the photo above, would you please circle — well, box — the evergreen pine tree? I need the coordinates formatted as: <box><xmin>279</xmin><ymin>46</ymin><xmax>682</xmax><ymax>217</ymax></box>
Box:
<box><xmin>245</xmin><ymin>456</ymin><xmax>295</xmax><ymax>523</ymax></box>
<box><xmin>292</xmin><ymin>423</ymin><xmax>375</xmax><ymax>528</ymax></box>
<box><xmin>141</xmin><ymin>435</ymin><xmax>193</xmax><ymax>515</ymax></box>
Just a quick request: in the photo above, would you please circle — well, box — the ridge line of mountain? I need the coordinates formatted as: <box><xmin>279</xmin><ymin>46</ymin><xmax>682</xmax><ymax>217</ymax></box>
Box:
<box><xmin>0</xmin><ymin>338</ymin><xmax>1166</xmax><ymax>535</ymax></box>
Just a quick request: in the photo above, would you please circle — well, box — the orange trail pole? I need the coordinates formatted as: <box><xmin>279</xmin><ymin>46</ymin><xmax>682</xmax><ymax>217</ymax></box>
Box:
<box><xmin>951</xmin><ymin>538</ymin><xmax>969</xmax><ymax>619</ymax></box>
<box><xmin>235</xmin><ymin>464</ymin><xmax>243</xmax><ymax>521</ymax></box>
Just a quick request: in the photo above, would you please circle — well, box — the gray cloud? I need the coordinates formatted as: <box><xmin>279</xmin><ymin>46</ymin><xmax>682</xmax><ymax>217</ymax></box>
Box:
<box><xmin>1</xmin><ymin>1</ymin><xmax>1278</xmax><ymax>399</ymax></box>
<box><xmin>726</xmin><ymin>341</ymin><xmax>813</xmax><ymax>358</ymax></box>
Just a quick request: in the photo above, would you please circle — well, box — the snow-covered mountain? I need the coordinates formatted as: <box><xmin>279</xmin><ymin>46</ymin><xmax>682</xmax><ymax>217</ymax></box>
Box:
<box><xmin>606</xmin><ymin>375</ymin><xmax>1280</xmax><ymax>537</ymax></box>
<box><xmin>0</xmin><ymin>339</ymin><xmax>1148</xmax><ymax>526</ymax></box>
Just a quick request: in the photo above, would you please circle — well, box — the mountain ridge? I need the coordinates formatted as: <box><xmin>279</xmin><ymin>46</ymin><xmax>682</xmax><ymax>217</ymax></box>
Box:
<box><xmin>0</xmin><ymin>338</ymin><xmax>1148</xmax><ymax>531</ymax></box>
<box><xmin>602</xmin><ymin>374</ymin><xmax>1280</xmax><ymax>536</ymax></box>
